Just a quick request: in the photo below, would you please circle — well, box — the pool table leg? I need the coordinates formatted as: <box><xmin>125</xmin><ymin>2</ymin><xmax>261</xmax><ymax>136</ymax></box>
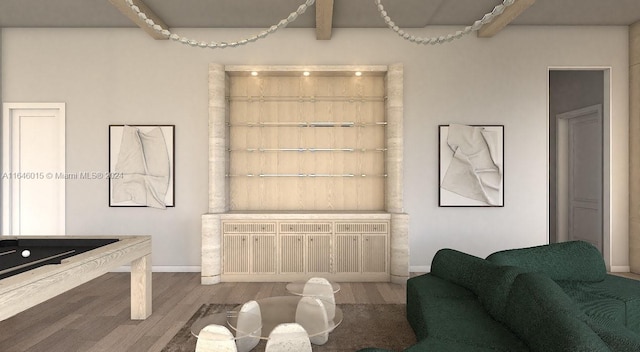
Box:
<box><xmin>131</xmin><ymin>254</ymin><xmax>152</xmax><ymax>320</ymax></box>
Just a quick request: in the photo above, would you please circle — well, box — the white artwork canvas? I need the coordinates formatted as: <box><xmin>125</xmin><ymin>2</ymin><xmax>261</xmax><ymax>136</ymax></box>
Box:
<box><xmin>109</xmin><ymin>125</ymin><xmax>175</xmax><ymax>208</ymax></box>
<box><xmin>439</xmin><ymin>124</ymin><xmax>504</xmax><ymax>207</ymax></box>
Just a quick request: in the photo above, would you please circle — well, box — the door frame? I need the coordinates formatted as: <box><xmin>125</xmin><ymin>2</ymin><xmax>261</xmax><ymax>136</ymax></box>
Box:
<box><xmin>548</xmin><ymin>67</ymin><xmax>611</xmax><ymax>270</ymax></box>
<box><xmin>2</xmin><ymin>102</ymin><xmax>66</xmax><ymax>235</ymax></box>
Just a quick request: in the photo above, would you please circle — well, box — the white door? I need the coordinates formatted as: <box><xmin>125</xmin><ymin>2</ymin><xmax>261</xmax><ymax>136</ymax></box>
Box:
<box><xmin>2</xmin><ymin>103</ymin><xmax>66</xmax><ymax>235</ymax></box>
<box><xmin>558</xmin><ymin>105</ymin><xmax>603</xmax><ymax>252</ymax></box>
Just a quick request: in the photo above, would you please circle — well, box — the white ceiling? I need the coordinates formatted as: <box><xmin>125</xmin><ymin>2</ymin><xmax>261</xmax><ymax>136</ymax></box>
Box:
<box><xmin>1</xmin><ymin>0</ymin><xmax>640</xmax><ymax>29</ymax></box>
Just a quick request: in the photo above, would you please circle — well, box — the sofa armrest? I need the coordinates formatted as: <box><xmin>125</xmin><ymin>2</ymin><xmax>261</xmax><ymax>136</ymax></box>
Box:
<box><xmin>505</xmin><ymin>272</ymin><xmax>611</xmax><ymax>352</ymax></box>
<box><xmin>487</xmin><ymin>241</ymin><xmax>606</xmax><ymax>282</ymax></box>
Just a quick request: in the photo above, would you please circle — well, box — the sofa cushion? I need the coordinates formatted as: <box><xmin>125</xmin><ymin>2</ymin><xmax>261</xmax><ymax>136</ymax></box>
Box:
<box><xmin>505</xmin><ymin>272</ymin><xmax>611</xmax><ymax>352</ymax></box>
<box><xmin>562</xmin><ymin>274</ymin><xmax>640</xmax><ymax>334</ymax></box>
<box><xmin>409</xmin><ymin>268</ymin><xmax>525</xmax><ymax>350</ymax></box>
<box><xmin>407</xmin><ymin>274</ymin><xmax>476</xmax><ymax>340</ymax></box>
<box><xmin>430</xmin><ymin>248</ymin><xmax>527</xmax><ymax>323</ymax></box>
<box><xmin>560</xmin><ymin>280</ymin><xmax>627</xmax><ymax>327</ymax></box>
<box><xmin>430</xmin><ymin>248</ymin><xmax>495</xmax><ymax>293</ymax></box>
<box><xmin>586</xmin><ymin>317</ymin><xmax>640</xmax><ymax>352</ymax></box>
<box><xmin>403</xmin><ymin>336</ymin><xmax>521</xmax><ymax>352</ymax></box>
<box><xmin>476</xmin><ymin>264</ymin><xmax>527</xmax><ymax>323</ymax></box>
<box><xmin>420</xmin><ymin>296</ymin><xmax>528</xmax><ymax>352</ymax></box>
<box><xmin>407</xmin><ymin>273</ymin><xmax>476</xmax><ymax>300</ymax></box>
<box><xmin>486</xmin><ymin>241</ymin><xmax>606</xmax><ymax>282</ymax></box>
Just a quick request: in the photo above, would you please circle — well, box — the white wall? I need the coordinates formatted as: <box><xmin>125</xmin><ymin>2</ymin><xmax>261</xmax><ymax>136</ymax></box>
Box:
<box><xmin>1</xmin><ymin>25</ymin><xmax>629</xmax><ymax>271</ymax></box>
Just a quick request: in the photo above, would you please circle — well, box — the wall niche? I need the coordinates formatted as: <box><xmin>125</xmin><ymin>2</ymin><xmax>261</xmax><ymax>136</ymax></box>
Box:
<box><xmin>202</xmin><ymin>64</ymin><xmax>409</xmax><ymax>284</ymax></box>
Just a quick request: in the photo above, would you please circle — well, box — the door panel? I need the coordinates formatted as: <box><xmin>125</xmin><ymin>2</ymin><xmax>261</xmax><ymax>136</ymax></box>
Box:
<box><xmin>307</xmin><ymin>235</ymin><xmax>331</xmax><ymax>273</ymax></box>
<box><xmin>362</xmin><ymin>234</ymin><xmax>386</xmax><ymax>273</ymax></box>
<box><xmin>2</xmin><ymin>103</ymin><xmax>66</xmax><ymax>235</ymax></box>
<box><xmin>280</xmin><ymin>234</ymin><xmax>305</xmax><ymax>273</ymax></box>
<box><xmin>223</xmin><ymin>234</ymin><xmax>249</xmax><ymax>274</ymax></box>
<box><xmin>251</xmin><ymin>235</ymin><xmax>276</xmax><ymax>274</ymax></box>
<box><xmin>567</xmin><ymin>106</ymin><xmax>602</xmax><ymax>251</ymax></box>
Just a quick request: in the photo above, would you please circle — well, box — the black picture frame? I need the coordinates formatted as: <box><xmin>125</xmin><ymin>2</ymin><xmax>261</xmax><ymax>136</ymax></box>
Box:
<box><xmin>438</xmin><ymin>124</ymin><xmax>504</xmax><ymax>207</ymax></box>
<box><xmin>109</xmin><ymin>125</ymin><xmax>175</xmax><ymax>208</ymax></box>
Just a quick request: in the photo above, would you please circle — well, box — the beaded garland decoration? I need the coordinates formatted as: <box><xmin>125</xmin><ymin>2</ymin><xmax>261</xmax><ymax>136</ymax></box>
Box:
<box><xmin>125</xmin><ymin>0</ymin><xmax>519</xmax><ymax>49</ymax></box>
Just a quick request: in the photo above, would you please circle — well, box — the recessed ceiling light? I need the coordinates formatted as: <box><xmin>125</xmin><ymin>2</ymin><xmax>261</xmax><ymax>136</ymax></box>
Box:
<box><xmin>251</xmin><ymin>71</ymin><xmax>258</xmax><ymax>76</ymax></box>
<box><xmin>303</xmin><ymin>71</ymin><xmax>310</xmax><ymax>76</ymax></box>
<box><xmin>355</xmin><ymin>71</ymin><xmax>362</xmax><ymax>77</ymax></box>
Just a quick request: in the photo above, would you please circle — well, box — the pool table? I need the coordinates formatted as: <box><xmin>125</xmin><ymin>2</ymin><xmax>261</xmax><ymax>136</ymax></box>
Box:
<box><xmin>0</xmin><ymin>235</ymin><xmax>152</xmax><ymax>321</ymax></box>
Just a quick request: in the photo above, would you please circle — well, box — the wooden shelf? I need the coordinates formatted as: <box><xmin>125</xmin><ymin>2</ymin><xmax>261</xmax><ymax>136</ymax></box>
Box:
<box><xmin>227</xmin><ymin>148</ymin><xmax>387</xmax><ymax>153</ymax></box>
<box><xmin>226</xmin><ymin>174</ymin><xmax>388</xmax><ymax>178</ymax></box>
<box><xmin>228</xmin><ymin>95</ymin><xmax>386</xmax><ymax>102</ymax></box>
<box><xmin>227</xmin><ymin>122</ymin><xmax>387</xmax><ymax>127</ymax></box>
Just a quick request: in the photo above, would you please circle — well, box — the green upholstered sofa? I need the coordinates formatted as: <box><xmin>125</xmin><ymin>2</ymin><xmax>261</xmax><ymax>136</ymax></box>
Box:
<box><xmin>359</xmin><ymin>241</ymin><xmax>640</xmax><ymax>352</ymax></box>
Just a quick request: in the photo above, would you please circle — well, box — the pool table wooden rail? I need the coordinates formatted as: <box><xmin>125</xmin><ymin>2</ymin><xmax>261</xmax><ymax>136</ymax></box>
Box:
<box><xmin>0</xmin><ymin>235</ymin><xmax>152</xmax><ymax>321</ymax></box>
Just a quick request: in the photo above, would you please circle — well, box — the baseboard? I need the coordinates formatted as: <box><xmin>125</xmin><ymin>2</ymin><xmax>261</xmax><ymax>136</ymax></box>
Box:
<box><xmin>112</xmin><ymin>266</ymin><xmax>202</xmax><ymax>273</ymax></box>
<box><xmin>610</xmin><ymin>266</ymin><xmax>631</xmax><ymax>273</ymax></box>
<box><xmin>410</xmin><ymin>265</ymin><xmax>430</xmax><ymax>274</ymax></box>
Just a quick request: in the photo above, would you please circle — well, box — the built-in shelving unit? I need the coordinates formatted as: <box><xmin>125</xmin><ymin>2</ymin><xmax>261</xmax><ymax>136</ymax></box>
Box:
<box><xmin>228</xmin><ymin>73</ymin><xmax>386</xmax><ymax>211</ymax></box>
<box><xmin>202</xmin><ymin>64</ymin><xmax>408</xmax><ymax>284</ymax></box>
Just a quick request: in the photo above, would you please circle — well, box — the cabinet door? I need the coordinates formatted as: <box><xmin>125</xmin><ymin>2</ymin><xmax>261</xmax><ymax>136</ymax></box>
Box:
<box><xmin>362</xmin><ymin>234</ymin><xmax>387</xmax><ymax>273</ymax></box>
<box><xmin>307</xmin><ymin>235</ymin><xmax>331</xmax><ymax>273</ymax></box>
<box><xmin>280</xmin><ymin>234</ymin><xmax>305</xmax><ymax>273</ymax></box>
<box><xmin>223</xmin><ymin>234</ymin><xmax>249</xmax><ymax>274</ymax></box>
<box><xmin>335</xmin><ymin>235</ymin><xmax>360</xmax><ymax>273</ymax></box>
<box><xmin>251</xmin><ymin>235</ymin><xmax>276</xmax><ymax>274</ymax></box>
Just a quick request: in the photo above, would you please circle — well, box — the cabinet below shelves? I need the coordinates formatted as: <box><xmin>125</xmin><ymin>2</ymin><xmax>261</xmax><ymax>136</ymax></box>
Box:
<box><xmin>219</xmin><ymin>216</ymin><xmax>390</xmax><ymax>282</ymax></box>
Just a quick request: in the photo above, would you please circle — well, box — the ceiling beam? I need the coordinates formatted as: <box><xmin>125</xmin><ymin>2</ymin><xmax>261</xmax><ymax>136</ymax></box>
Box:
<box><xmin>315</xmin><ymin>0</ymin><xmax>334</xmax><ymax>40</ymax></box>
<box><xmin>109</xmin><ymin>0</ymin><xmax>169</xmax><ymax>40</ymax></box>
<box><xmin>477</xmin><ymin>0</ymin><xmax>536</xmax><ymax>38</ymax></box>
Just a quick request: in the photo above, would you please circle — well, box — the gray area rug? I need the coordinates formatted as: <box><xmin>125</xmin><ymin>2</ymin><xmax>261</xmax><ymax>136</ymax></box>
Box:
<box><xmin>163</xmin><ymin>303</ymin><xmax>416</xmax><ymax>352</ymax></box>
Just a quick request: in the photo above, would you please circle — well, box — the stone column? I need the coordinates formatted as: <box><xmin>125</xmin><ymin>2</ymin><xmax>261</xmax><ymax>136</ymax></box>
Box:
<box><xmin>386</xmin><ymin>63</ymin><xmax>404</xmax><ymax>214</ymax></box>
<box><xmin>208</xmin><ymin>63</ymin><xmax>228</xmax><ymax>213</ymax></box>
<box><xmin>0</xmin><ymin>31</ymin><xmax>2</xmax><ymax>124</ymax></box>
<box><xmin>386</xmin><ymin>63</ymin><xmax>409</xmax><ymax>284</ymax></box>
<box><xmin>630</xmin><ymin>23</ymin><xmax>640</xmax><ymax>273</ymax></box>
<box><xmin>390</xmin><ymin>213</ymin><xmax>410</xmax><ymax>284</ymax></box>
<box><xmin>201</xmin><ymin>214</ymin><xmax>222</xmax><ymax>284</ymax></box>
<box><xmin>202</xmin><ymin>64</ymin><xmax>227</xmax><ymax>284</ymax></box>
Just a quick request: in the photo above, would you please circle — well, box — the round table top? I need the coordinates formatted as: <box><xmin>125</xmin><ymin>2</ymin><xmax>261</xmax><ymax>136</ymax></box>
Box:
<box><xmin>285</xmin><ymin>280</ymin><xmax>341</xmax><ymax>296</ymax></box>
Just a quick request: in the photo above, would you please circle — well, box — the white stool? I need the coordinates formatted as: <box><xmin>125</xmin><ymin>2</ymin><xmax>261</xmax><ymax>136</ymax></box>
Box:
<box><xmin>302</xmin><ymin>277</ymin><xmax>336</xmax><ymax>321</ymax></box>
<box><xmin>265</xmin><ymin>323</ymin><xmax>312</xmax><ymax>352</ymax></box>
<box><xmin>235</xmin><ymin>300</ymin><xmax>261</xmax><ymax>352</ymax></box>
<box><xmin>295</xmin><ymin>296</ymin><xmax>330</xmax><ymax>345</ymax></box>
<box><xmin>195</xmin><ymin>324</ymin><xmax>238</xmax><ymax>352</ymax></box>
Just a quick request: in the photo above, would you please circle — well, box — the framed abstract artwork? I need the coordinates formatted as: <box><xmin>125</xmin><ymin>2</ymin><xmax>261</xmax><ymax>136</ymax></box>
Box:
<box><xmin>439</xmin><ymin>124</ymin><xmax>504</xmax><ymax>207</ymax></box>
<box><xmin>109</xmin><ymin>125</ymin><xmax>175</xmax><ymax>208</ymax></box>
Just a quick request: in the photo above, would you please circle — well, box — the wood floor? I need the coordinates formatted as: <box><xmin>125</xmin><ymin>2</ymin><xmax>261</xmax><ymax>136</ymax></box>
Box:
<box><xmin>0</xmin><ymin>273</ymin><xmax>406</xmax><ymax>352</ymax></box>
